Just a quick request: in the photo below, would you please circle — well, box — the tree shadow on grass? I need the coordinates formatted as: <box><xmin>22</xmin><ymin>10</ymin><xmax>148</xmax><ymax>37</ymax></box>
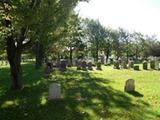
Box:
<box><xmin>0</xmin><ymin>65</ymin><xmax>157</xmax><ymax>120</ymax></box>
<box><xmin>127</xmin><ymin>91</ymin><xmax>144</xmax><ymax>97</ymax></box>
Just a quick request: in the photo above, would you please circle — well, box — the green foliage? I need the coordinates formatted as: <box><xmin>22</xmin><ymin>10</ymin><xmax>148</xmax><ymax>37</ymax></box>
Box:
<box><xmin>0</xmin><ymin>0</ymin><xmax>88</xmax><ymax>50</ymax></box>
<box><xmin>82</xmin><ymin>19</ymin><xmax>109</xmax><ymax>60</ymax></box>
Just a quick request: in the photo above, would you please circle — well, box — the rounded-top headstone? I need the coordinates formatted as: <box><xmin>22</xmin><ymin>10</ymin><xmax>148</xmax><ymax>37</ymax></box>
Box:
<box><xmin>124</xmin><ymin>79</ymin><xmax>135</xmax><ymax>92</ymax></box>
<box><xmin>143</xmin><ymin>61</ymin><xmax>148</xmax><ymax>70</ymax></box>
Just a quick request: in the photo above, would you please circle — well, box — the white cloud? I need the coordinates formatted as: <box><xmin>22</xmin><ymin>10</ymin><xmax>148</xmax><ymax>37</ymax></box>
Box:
<box><xmin>76</xmin><ymin>0</ymin><xmax>160</xmax><ymax>39</ymax></box>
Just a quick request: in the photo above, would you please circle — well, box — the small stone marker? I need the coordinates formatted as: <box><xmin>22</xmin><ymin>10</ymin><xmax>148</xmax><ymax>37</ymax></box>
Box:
<box><xmin>143</xmin><ymin>61</ymin><xmax>148</xmax><ymax>70</ymax></box>
<box><xmin>134</xmin><ymin>65</ymin><xmax>139</xmax><ymax>70</ymax></box>
<box><xmin>49</xmin><ymin>83</ymin><xmax>61</xmax><ymax>100</ymax></box>
<box><xmin>124</xmin><ymin>79</ymin><xmax>135</xmax><ymax>92</ymax></box>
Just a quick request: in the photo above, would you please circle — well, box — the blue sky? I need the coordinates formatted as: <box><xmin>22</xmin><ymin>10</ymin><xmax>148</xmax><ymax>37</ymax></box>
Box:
<box><xmin>76</xmin><ymin>0</ymin><xmax>160</xmax><ymax>39</ymax></box>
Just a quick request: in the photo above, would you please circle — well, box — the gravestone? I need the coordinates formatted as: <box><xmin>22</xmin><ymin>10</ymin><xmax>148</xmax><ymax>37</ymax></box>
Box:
<box><xmin>88</xmin><ymin>62</ymin><xmax>93</xmax><ymax>70</ymax></box>
<box><xmin>49</xmin><ymin>83</ymin><xmax>61</xmax><ymax>100</ymax></box>
<box><xmin>154</xmin><ymin>61</ymin><xmax>159</xmax><ymax>70</ymax></box>
<box><xmin>113</xmin><ymin>60</ymin><xmax>120</xmax><ymax>69</ymax></box>
<box><xmin>44</xmin><ymin>62</ymin><xmax>53</xmax><ymax>77</ymax></box>
<box><xmin>59</xmin><ymin>59</ymin><xmax>67</xmax><ymax>72</ymax></box>
<box><xmin>150</xmin><ymin>60</ymin><xmax>155</xmax><ymax>69</ymax></box>
<box><xmin>124</xmin><ymin>79</ymin><xmax>135</xmax><ymax>92</ymax></box>
<box><xmin>81</xmin><ymin>61</ymin><xmax>87</xmax><ymax>70</ymax></box>
<box><xmin>134</xmin><ymin>65</ymin><xmax>139</xmax><ymax>70</ymax></box>
<box><xmin>96</xmin><ymin>62</ymin><xmax>102</xmax><ymax>70</ymax></box>
<box><xmin>128</xmin><ymin>60</ymin><xmax>134</xmax><ymax>68</ymax></box>
<box><xmin>143</xmin><ymin>61</ymin><xmax>148</xmax><ymax>70</ymax></box>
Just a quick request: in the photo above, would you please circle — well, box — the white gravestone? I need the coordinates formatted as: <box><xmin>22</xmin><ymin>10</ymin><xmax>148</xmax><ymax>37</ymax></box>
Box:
<box><xmin>49</xmin><ymin>83</ymin><xmax>61</xmax><ymax>100</ymax></box>
<box><xmin>124</xmin><ymin>79</ymin><xmax>135</xmax><ymax>92</ymax></box>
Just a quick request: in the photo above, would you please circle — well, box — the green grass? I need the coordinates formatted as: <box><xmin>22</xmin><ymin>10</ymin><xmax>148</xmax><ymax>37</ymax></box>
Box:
<box><xmin>0</xmin><ymin>62</ymin><xmax>160</xmax><ymax>120</ymax></box>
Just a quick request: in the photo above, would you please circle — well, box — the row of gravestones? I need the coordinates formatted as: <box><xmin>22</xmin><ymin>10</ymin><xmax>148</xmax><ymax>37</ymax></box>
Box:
<box><xmin>114</xmin><ymin>60</ymin><xmax>159</xmax><ymax>70</ymax></box>
<box><xmin>134</xmin><ymin>60</ymin><xmax>159</xmax><ymax>71</ymax></box>
<box><xmin>76</xmin><ymin>61</ymin><xmax>102</xmax><ymax>71</ymax></box>
<box><xmin>48</xmin><ymin>79</ymin><xmax>136</xmax><ymax>100</ymax></box>
<box><xmin>44</xmin><ymin>59</ymin><xmax>67</xmax><ymax>77</ymax></box>
<box><xmin>44</xmin><ymin>59</ymin><xmax>103</xmax><ymax>77</ymax></box>
<box><xmin>113</xmin><ymin>60</ymin><xmax>134</xmax><ymax>69</ymax></box>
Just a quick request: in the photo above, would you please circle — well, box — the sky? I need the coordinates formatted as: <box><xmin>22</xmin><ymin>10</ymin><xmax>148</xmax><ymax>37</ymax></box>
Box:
<box><xmin>76</xmin><ymin>0</ymin><xmax>160</xmax><ymax>39</ymax></box>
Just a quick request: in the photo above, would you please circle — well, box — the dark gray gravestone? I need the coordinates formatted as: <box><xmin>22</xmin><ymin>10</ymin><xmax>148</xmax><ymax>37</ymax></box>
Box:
<box><xmin>150</xmin><ymin>60</ymin><xmax>155</xmax><ymax>69</ymax></box>
<box><xmin>124</xmin><ymin>79</ymin><xmax>135</xmax><ymax>92</ymax></box>
<box><xmin>134</xmin><ymin>65</ymin><xmax>139</xmax><ymax>70</ymax></box>
<box><xmin>59</xmin><ymin>60</ymin><xmax>67</xmax><ymax>72</ymax></box>
<box><xmin>143</xmin><ymin>61</ymin><xmax>148</xmax><ymax>70</ymax></box>
<box><xmin>81</xmin><ymin>61</ymin><xmax>87</xmax><ymax>71</ymax></box>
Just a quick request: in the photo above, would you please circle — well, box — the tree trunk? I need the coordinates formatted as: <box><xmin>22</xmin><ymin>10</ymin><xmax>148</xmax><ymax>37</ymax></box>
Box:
<box><xmin>95</xmin><ymin>44</ymin><xmax>99</xmax><ymax>62</ymax></box>
<box><xmin>69</xmin><ymin>46</ymin><xmax>73</xmax><ymax>65</ymax></box>
<box><xmin>35</xmin><ymin>41</ymin><xmax>44</xmax><ymax>69</ymax></box>
<box><xmin>5</xmin><ymin>16</ymin><xmax>23</xmax><ymax>90</ymax></box>
<box><xmin>6</xmin><ymin>35</ymin><xmax>22</xmax><ymax>90</ymax></box>
<box><xmin>105</xmin><ymin>49</ymin><xmax>110</xmax><ymax>63</ymax></box>
<box><xmin>126</xmin><ymin>51</ymin><xmax>129</xmax><ymax>62</ymax></box>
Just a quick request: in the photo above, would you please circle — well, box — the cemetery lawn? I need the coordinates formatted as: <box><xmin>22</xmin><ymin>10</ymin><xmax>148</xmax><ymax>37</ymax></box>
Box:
<box><xmin>0</xmin><ymin>63</ymin><xmax>160</xmax><ymax>120</ymax></box>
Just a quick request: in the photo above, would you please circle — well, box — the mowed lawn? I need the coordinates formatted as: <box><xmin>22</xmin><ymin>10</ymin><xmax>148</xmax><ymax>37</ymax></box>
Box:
<box><xmin>0</xmin><ymin>62</ymin><xmax>160</xmax><ymax>120</ymax></box>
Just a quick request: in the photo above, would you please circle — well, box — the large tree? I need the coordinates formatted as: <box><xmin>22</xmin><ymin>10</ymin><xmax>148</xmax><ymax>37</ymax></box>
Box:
<box><xmin>83</xmin><ymin>19</ymin><xmax>107</xmax><ymax>62</ymax></box>
<box><xmin>0</xmin><ymin>0</ymin><xmax>88</xmax><ymax>90</ymax></box>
